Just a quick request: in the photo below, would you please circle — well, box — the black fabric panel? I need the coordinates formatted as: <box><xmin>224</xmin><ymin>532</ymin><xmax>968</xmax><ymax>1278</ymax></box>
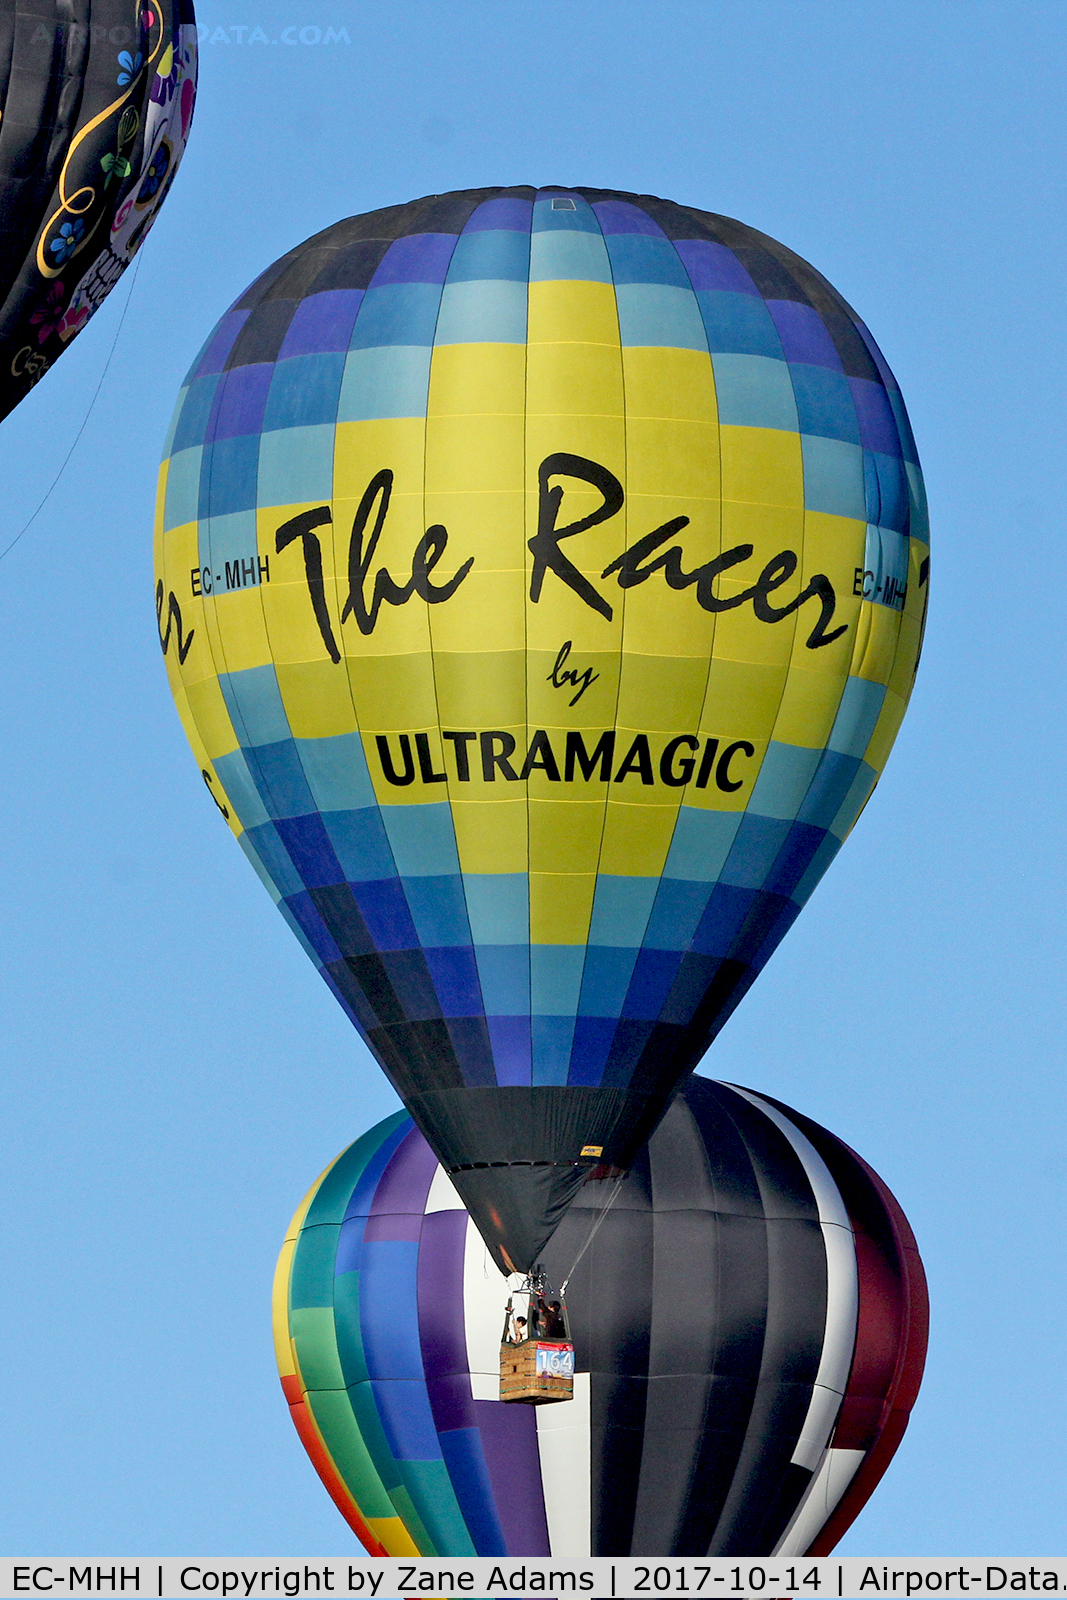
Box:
<box><xmin>759</xmin><ymin>1092</ymin><xmax>898</xmax><ymax>1264</ymax></box>
<box><xmin>561</xmin><ymin>1190</ymin><xmax>655</xmax><ymax>1555</ymax></box>
<box><xmin>369</xmin><ymin>1016</ymin><xmax>464</xmax><ymax>1094</ymax></box>
<box><xmin>311</xmin><ymin>236</ymin><xmax>395</xmax><ymax>292</ymax></box>
<box><xmin>346</xmin><ymin>951</ymin><xmax>406</xmax><ymax>1024</ymax></box>
<box><xmin>820</xmin><ymin>308</ymin><xmax>881</xmax><ymax>382</ymax></box>
<box><xmin>323</xmin><ymin>957</ymin><xmax>379</xmax><ymax>1033</ymax></box>
<box><xmin>401</xmin><ymin>1083</ymin><xmax>631</xmax><ymax>1271</ymax></box>
<box><xmin>708</xmin><ymin>1225</ymin><xmax>826</xmax><ymax>1553</ymax></box>
<box><xmin>535</xmin><ymin>1079</ymin><xmax>838</xmax><ymax>1555</ymax></box>
<box><xmin>443</xmin><ymin>1014</ymin><xmax>497</xmax><ymax>1088</ymax></box>
<box><xmin>0</xmin><ymin>2</ymin><xmax>91</xmax><ymax>328</ymax></box>
<box><xmin>232</xmin><ymin>248</ymin><xmax>304</xmax><ymax>310</ymax></box>
<box><xmin>405</xmin><ymin>1084</ymin><xmax>630</xmax><ymax>1169</ymax></box>
<box><xmin>446</xmin><ymin>1160</ymin><xmax>590</xmax><ymax>1276</ymax></box>
<box><xmin>701</xmin><ymin>1080</ymin><xmax>821</xmax><ymax>1219</ymax></box>
<box><xmin>224</xmin><ymin>296</ymin><xmax>299</xmax><ymax>369</ymax></box>
<box><xmin>0</xmin><ymin>7</ymin><xmax>16</xmax><ymax>113</ymax></box>
<box><xmin>406</xmin><ymin>189</ymin><xmax>491</xmax><ymax>234</ymax></box>
<box><xmin>259</xmin><ymin>243</ymin><xmax>348</xmax><ymax>304</ymax></box>
<box><xmin>701</xmin><ymin>1086</ymin><xmax>827</xmax><ymax>1554</ymax></box>
<box><xmin>306</xmin><ymin>882</ymin><xmax>376</xmax><ymax>956</ymax></box>
<box><xmin>636</xmin><ymin>1093</ymin><xmax>771</xmax><ymax>1553</ymax></box>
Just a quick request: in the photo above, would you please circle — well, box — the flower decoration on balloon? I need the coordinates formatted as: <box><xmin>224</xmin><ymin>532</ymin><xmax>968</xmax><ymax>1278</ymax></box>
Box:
<box><xmin>116</xmin><ymin>49</ymin><xmax>145</xmax><ymax>87</ymax></box>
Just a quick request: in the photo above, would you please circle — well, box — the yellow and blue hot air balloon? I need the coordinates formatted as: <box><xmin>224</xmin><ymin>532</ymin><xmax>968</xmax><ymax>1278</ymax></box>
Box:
<box><xmin>154</xmin><ymin>187</ymin><xmax>928</xmax><ymax>1275</ymax></box>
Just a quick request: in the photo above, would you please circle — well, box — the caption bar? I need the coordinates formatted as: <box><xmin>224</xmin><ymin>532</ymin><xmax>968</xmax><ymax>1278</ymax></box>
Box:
<box><xmin>3</xmin><ymin>1561</ymin><xmax>1067</xmax><ymax>1600</ymax></box>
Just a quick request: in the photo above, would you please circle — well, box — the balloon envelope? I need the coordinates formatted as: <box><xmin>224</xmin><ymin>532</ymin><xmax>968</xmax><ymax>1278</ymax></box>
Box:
<box><xmin>274</xmin><ymin>1076</ymin><xmax>927</xmax><ymax>1557</ymax></box>
<box><xmin>156</xmin><ymin>187</ymin><xmax>928</xmax><ymax>1271</ymax></box>
<box><xmin>0</xmin><ymin>0</ymin><xmax>196</xmax><ymax>421</ymax></box>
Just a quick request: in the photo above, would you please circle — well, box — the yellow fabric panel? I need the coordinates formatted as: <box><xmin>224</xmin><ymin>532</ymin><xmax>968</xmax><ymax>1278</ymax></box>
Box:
<box><xmin>527</xmin><ymin>795</ymin><xmax>607</xmax><ymax>870</ymax></box>
<box><xmin>350</xmin><ymin>653</ymin><xmax>439</xmax><ymax>732</ymax></box>
<box><xmin>417</xmin><ymin>488</ymin><xmax>525</xmax><ymax>575</ymax></box>
<box><xmin>333</xmin><ymin>417</ymin><xmax>426</xmax><ymax>500</ymax></box>
<box><xmin>426</xmin><ymin>566</ymin><xmax>528</xmax><ymax>656</ymax></box>
<box><xmin>679</xmin><ymin>751</ymin><xmax>766</xmax><ymax>813</ymax></box>
<box><xmin>528</xmin><ymin>871</ymin><xmax>596</xmax><ymax>945</ymax></box>
<box><xmin>272</xmin><ymin>1237</ymin><xmax>299</xmax><ymax>1380</ymax></box>
<box><xmin>888</xmin><ymin>611</ymin><xmax>923</xmax><ymax>699</ymax></box>
<box><xmin>523</xmin><ymin>414</ymin><xmax>625</xmax><ymax>504</ymax></box>
<box><xmin>521</xmin><ymin>384</ymin><xmax>627</xmax><ymax>658</ymax></box>
<box><xmin>330</xmin><ymin>484</ymin><xmax>435</xmax><ymax>664</ymax></box>
<box><xmin>368</xmin><ymin>1518</ymin><xmax>421</xmax><ymax>1558</ymax></box>
<box><xmin>625</xmin><ymin>417</ymin><xmax>720</xmax><ymax>502</ymax></box>
<box><xmin>522</xmin><ymin>579</ymin><xmax>625</xmax><ymax>661</ymax></box>
<box><xmin>185</xmin><ymin>675</ymin><xmax>240</xmax><ymax>761</ymax></box>
<box><xmin>621</xmin><ymin>345</ymin><xmax>719</xmax><ymax>427</ymax></box>
<box><xmin>614</xmin><ymin>652</ymin><xmax>713</xmax><ymax>734</ymax></box>
<box><xmin>158</xmin><ymin>518</ymin><xmax>208</xmax><ymax>668</ymax></box>
<box><xmin>711</xmin><ymin>584</ymin><xmax>799</xmax><ymax>671</ymax></box>
<box><xmin>165</xmin><ymin>671</ymin><xmax>243</xmax><ymax>839</ymax></box>
<box><xmin>426</xmin><ymin>341</ymin><xmax>526</xmax><ymax>418</ymax></box>
<box><xmin>598</xmin><ymin>797</ymin><xmax>679</xmax><ymax>877</ymax></box>
<box><xmin>864</xmin><ymin>685</ymin><xmax>908</xmax><ymax>776</ymax></box>
<box><xmin>722</xmin><ymin>496</ymin><xmax>807</xmax><ymax>555</ymax></box>
<box><xmin>154</xmin><ymin>457</ymin><xmax>170</xmax><ymax>537</ymax></box>
<box><xmin>425</xmin><ymin>411</ymin><xmax>525</xmax><ymax>495</ymax></box>
<box><xmin>525</xmin><ymin>647</ymin><xmax>622</xmax><ymax>728</ymax></box>
<box><xmin>615</xmin><ymin>563</ymin><xmax>717</xmax><ymax>660</ymax></box>
<box><xmin>719</xmin><ymin>425</ymin><xmax>804</xmax><ymax>509</ymax></box>
<box><xmin>158</xmin><ymin>533</ymin><xmax>221</xmax><ymax>848</ymax></box>
<box><xmin>527</xmin><ymin>279</ymin><xmax>620</xmax><ymax>347</ymax></box>
<box><xmin>450</xmin><ymin>796</ymin><xmax>528</xmax><ymax>875</ymax></box>
<box><xmin>259</xmin><ymin>502</ymin><xmax>342</xmax><ymax>670</ymax></box>
<box><xmin>770</xmin><ymin>663</ymin><xmax>846</xmax><ymax>752</ymax></box>
<box><xmin>198</xmin><ymin>580</ymin><xmax>269</xmax><ymax>677</ymax></box>
<box><xmin>801</xmin><ymin>510</ymin><xmax>866</xmax><ymax>659</ymax></box>
<box><xmin>712</xmin><ymin>500</ymin><xmax>810</xmax><ymax>669</ymax></box>
<box><xmin>432</xmin><ymin>649</ymin><xmax>527</xmax><ymax>727</ymax></box>
<box><xmin>526</xmin><ymin>341</ymin><xmax>626</xmax><ymax>422</ymax></box>
<box><xmin>276</xmin><ymin>659</ymin><xmax>360</xmax><ymax>741</ymax></box>
<box><xmin>697</xmin><ymin>658</ymin><xmax>784</xmax><ymax>742</ymax></box>
<box><xmin>853</xmin><ymin>599</ymin><xmax>900</xmax><ymax>687</ymax></box>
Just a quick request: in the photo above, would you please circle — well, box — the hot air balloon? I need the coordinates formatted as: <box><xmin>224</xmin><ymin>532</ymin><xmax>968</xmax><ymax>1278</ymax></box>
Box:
<box><xmin>0</xmin><ymin>0</ymin><xmax>197</xmax><ymax>421</ymax></box>
<box><xmin>274</xmin><ymin>1077</ymin><xmax>928</xmax><ymax>1557</ymax></box>
<box><xmin>155</xmin><ymin>187</ymin><xmax>928</xmax><ymax>1274</ymax></box>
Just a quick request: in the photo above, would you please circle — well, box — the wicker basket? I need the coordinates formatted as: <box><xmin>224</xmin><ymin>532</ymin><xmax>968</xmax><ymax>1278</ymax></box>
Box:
<box><xmin>499</xmin><ymin>1339</ymin><xmax>575</xmax><ymax>1404</ymax></box>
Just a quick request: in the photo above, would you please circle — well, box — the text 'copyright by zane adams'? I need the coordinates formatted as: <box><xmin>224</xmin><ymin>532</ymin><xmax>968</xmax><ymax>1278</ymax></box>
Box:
<box><xmin>7</xmin><ymin>1560</ymin><xmax>1067</xmax><ymax>1600</ymax></box>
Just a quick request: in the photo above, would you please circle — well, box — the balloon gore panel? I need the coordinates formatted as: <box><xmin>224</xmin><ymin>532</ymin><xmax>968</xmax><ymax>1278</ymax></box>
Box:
<box><xmin>0</xmin><ymin>0</ymin><xmax>197</xmax><ymax>420</ymax></box>
<box><xmin>157</xmin><ymin>187</ymin><xmax>928</xmax><ymax>1272</ymax></box>
<box><xmin>275</xmin><ymin>1077</ymin><xmax>928</xmax><ymax>1557</ymax></box>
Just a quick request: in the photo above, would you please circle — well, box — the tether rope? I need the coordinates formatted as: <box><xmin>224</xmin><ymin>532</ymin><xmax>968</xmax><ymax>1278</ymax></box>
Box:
<box><xmin>0</xmin><ymin>247</ymin><xmax>144</xmax><ymax>567</ymax></box>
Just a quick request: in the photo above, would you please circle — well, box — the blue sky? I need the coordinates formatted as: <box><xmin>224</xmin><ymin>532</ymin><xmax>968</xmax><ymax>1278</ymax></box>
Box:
<box><xmin>1</xmin><ymin>0</ymin><xmax>1065</xmax><ymax>1557</ymax></box>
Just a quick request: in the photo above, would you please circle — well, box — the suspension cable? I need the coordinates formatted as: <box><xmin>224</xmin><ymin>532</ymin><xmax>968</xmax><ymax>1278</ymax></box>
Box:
<box><xmin>0</xmin><ymin>248</ymin><xmax>144</xmax><ymax>567</ymax></box>
<box><xmin>560</xmin><ymin>1172</ymin><xmax>627</xmax><ymax>1296</ymax></box>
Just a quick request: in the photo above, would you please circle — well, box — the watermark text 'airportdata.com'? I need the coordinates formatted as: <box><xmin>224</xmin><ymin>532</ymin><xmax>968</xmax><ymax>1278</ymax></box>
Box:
<box><xmin>197</xmin><ymin>24</ymin><xmax>350</xmax><ymax>44</ymax></box>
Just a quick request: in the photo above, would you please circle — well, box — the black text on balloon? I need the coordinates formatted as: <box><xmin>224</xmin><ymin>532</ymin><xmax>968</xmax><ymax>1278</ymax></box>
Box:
<box><xmin>374</xmin><ymin>728</ymin><xmax>755</xmax><ymax>792</ymax></box>
<box><xmin>535</xmin><ymin>453</ymin><xmax>848</xmax><ymax>647</ymax></box>
<box><xmin>261</xmin><ymin>455</ymin><xmax>850</xmax><ymax>660</ymax></box>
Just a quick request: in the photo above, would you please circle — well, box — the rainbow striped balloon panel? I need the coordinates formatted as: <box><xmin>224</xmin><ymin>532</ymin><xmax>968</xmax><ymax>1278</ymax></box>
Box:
<box><xmin>155</xmin><ymin>187</ymin><xmax>928</xmax><ymax>1104</ymax></box>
